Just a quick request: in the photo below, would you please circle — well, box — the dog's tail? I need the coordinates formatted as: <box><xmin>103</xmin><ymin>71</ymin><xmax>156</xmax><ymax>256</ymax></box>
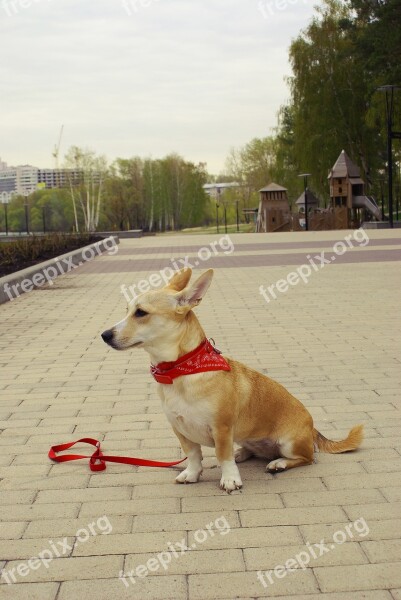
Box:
<box><xmin>313</xmin><ymin>425</ymin><xmax>363</xmax><ymax>454</ymax></box>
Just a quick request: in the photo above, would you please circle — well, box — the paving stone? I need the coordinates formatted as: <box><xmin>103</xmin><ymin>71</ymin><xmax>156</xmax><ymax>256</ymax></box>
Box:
<box><xmin>57</xmin><ymin>575</ymin><xmax>187</xmax><ymax>600</ymax></box>
<box><xmin>0</xmin><ymin>474</ymin><xmax>90</xmax><ymax>491</ymax></box>
<box><xmin>133</xmin><ymin>510</ymin><xmax>240</xmax><ymax>533</ymax></box>
<box><xmin>281</xmin><ymin>488</ymin><xmax>385</xmax><ymax>507</ymax></box>
<box><xmin>125</xmin><ymin>548</ymin><xmax>244</xmax><ymax>575</ymax></box>
<box><xmin>0</xmin><ymin>491</ymin><xmax>36</xmax><ymax>506</ymax></box>
<box><xmin>0</xmin><ymin>536</ymin><xmax>75</xmax><ymax>561</ymax></box>
<box><xmin>181</xmin><ymin>492</ymin><xmax>283</xmax><ymax>512</ymax></box>
<box><xmin>0</xmin><ymin>503</ymin><xmax>80</xmax><ymax>522</ymax></box>
<box><xmin>0</xmin><ymin>522</ymin><xmax>27</xmax><ymax>539</ymax></box>
<box><xmin>234</xmin><ymin>594</ymin><xmax>393</xmax><ymax>600</ymax></box>
<box><xmin>187</xmin><ymin>524</ymin><xmax>303</xmax><ymax>550</ymax></box>
<box><xmin>323</xmin><ymin>473</ymin><xmax>401</xmax><ymax>490</ymax></box>
<box><xmin>244</xmin><ymin>541</ymin><xmax>367</xmax><ymax>570</ymax></box>
<box><xmin>344</xmin><ymin>502</ymin><xmax>401</xmax><ymax>521</ymax></box>
<box><xmin>72</xmin><ymin>530</ymin><xmax>187</xmax><ymax>556</ymax></box>
<box><xmin>240</xmin><ymin>506</ymin><xmax>347</xmax><ymax>527</ymax></box>
<box><xmin>78</xmin><ymin>497</ymin><xmax>180</xmax><ymax>518</ymax></box>
<box><xmin>0</xmin><ymin>582</ymin><xmax>59</xmax><ymax>600</ymax></box>
<box><xmin>35</xmin><ymin>486</ymin><xmax>132</xmax><ymax>504</ymax></box>
<box><xmin>188</xmin><ymin>569</ymin><xmax>319</xmax><ymax>597</ymax></box>
<box><xmin>361</xmin><ymin>539</ymin><xmax>401</xmax><ymax>562</ymax></box>
<box><xmin>314</xmin><ymin>562</ymin><xmax>401</xmax><ymax>592</ymax></box>
<box><xmin>299</xmin><ymin>518</ymin><xmax>401</xmax><ymax>543</ymax></box>
<box><xmin>23</xmin><ymin>516</ymin><xmax>132</xmax><ymax>539</ymax></box>
<box><xmin>1</xmin><ymin>555</ymin><xmax>123</xmax><ymax>584</ymax></box>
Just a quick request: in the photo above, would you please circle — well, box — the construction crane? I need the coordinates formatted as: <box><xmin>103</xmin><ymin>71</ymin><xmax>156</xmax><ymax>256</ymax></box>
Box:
<box><xmin>52</xmin><ymin>125</ymin><xmax>64</xmax><ymax>169</ymax></box>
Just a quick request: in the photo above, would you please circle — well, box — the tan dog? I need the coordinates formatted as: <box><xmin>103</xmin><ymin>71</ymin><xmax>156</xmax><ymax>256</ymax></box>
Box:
<box><xmin>101</xmin><ymin>268</ymin><xmax>363</xmax><ymax>492</ymax></box>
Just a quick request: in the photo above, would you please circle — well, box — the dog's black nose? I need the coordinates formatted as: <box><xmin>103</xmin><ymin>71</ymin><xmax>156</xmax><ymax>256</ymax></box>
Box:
<box><xmin>101</xmin><ymin>329</ymin><xmax>114</xmax><ymax>344</ymax></box>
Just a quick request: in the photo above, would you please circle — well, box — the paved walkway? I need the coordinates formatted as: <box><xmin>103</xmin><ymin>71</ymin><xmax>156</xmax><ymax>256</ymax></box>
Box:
<box><xmin>1</xmin><ymin>229</ymin><xmax>401</xmax><ymax>600</ymax></box>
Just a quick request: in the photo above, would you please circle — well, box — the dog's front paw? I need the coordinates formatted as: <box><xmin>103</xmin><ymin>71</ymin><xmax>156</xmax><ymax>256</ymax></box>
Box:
<box><xmin>220</xmin><ymin>460</ymin><xmax>243</xmax><ymax>493</ymax></box>
<box><xmin>175</xmin><ymin>467</ymin><xmax>202</xmax><ymax>484</ymax></box>
<box><xmin>220</xmin><ymin>475</ymin><xmax>243</xmax><ymax>493</ymax></box>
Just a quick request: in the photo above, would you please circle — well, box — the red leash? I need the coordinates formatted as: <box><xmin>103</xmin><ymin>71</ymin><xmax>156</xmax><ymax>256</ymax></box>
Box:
<box><xmin>49</xmin><ymin>438</ymin><xmax>186</xmax><ymax>472</ymax></box>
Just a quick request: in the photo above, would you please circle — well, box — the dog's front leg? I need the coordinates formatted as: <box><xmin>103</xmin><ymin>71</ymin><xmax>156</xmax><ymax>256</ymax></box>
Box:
<box><xmin>172</xmin><ymin>427</ymin><xmax>203</xmax><ymax>484</ymax></box>
<box><xmin>214</xmin><ymin>425</ymin><xmax>243</xmax><ymax>493</ymax></box>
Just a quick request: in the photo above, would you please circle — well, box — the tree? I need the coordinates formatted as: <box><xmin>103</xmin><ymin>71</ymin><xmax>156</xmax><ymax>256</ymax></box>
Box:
<box><xmin>225</xmin><ymin>137</ymin><xmax>278</xmax><ymax>210</ymax></box>
<box><xmin>64</xmin><ymin>146</ymin><xmax>108</xmax><ymax>232</ymax></box>
<box><xmin>286</xmin><ymin>0</ymin><xmax>378</xmax><ymax>196</ymax></box>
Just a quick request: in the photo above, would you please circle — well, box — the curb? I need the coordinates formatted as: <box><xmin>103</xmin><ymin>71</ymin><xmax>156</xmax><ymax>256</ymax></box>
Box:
<box><xmin>0</xmin><ymin>235</ymin><xmax>119</xmax><ymax>304</ymax></box>
<box><xmin>97</xmin><ymin>230</ymin><xmax>143</xmax><ymax>238</ymax></box>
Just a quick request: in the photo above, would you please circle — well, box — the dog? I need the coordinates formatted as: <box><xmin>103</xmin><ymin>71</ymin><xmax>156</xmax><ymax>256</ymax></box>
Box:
<box><xmin>101</xmin><ymin>268</ymin><xmax>363</xmax><ymax>492</ymax></box>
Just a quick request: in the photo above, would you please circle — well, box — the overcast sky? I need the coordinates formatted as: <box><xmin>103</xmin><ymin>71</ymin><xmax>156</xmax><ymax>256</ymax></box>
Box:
<box><xmin>1</xmin><ymin>0</ymin><xmax>317</xmax><ymax>175</ymax></box>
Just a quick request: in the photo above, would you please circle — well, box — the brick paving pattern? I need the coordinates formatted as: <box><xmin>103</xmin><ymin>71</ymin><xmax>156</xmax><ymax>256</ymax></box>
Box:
<box><xmin>0</xmin><ymin>229</ymin><xmax>400</xmax><ymax>599</ymax></box>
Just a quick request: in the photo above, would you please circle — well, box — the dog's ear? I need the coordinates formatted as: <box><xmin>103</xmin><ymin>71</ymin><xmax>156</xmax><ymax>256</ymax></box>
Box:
<box><xmin>175</xmin><ymin>269</ymin><xmax>214</xmax><ymax>313</ymax></box>
<box><xmin>165</xmin><ymin>268</ymin><xmax>192</xmax><ymax>291</ymax></box>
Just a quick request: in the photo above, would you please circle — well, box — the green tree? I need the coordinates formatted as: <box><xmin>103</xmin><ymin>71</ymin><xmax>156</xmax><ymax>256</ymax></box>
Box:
<box><xmin>287</xmin><ymin>0</ymin><xmax>379</xmax><ymax>197</ymax></box>
<box><xmin>64</xmin><ymin>146</ymin><xmax>108</xmax><ymax>232</ymax></box>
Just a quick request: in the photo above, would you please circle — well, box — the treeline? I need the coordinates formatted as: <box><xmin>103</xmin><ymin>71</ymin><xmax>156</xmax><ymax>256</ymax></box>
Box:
<box><xmin>107</xmin><ymin>156</ymin><xmax>209</xmax><ymax>231</ymax></box>
<box><xmin>225</xmin><ymin>0</ymin><xmax>401</xmax><ymax>207</ymax></box>
<box><xmin>1</xmin><ymin>153</ymin><xmax>210</xmax><ymax>233</ymax></box>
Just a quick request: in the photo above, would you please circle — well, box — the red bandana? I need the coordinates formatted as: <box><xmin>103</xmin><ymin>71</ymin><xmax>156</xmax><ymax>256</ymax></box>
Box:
<box><xmin>150</xmin><ymin>338</ymin><xmax>231</xmax><ymax>384</ymax></box>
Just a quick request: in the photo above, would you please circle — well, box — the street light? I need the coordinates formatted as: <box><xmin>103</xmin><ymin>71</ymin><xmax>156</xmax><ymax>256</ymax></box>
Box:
<box><xmin>223</xmin><ymin>202</ymin><xmax>227</xmax><ymax>234</ymax></box>
<box><xmin>216</xmin><ymin>187</ymin><xmax>221</xmax><ymax>234</ymax></box>
<box><xmin>1</xmin><ymin>195</ymin><xmax>10</xmax><ymax>236</ymax></box>
<box><xmin>236</xmin><ymin>199</ymin><xmax>240</xmax><ymax>232</ymax></box>
<box><xmin>23</xmin><ymin>192</ymin><xmax>30</xmax><ymax>235</ymax></box>
<box><xmin>298</xmin><ymin>173</ymin><xmax>311</xmax><ymax>231</ymax></box>
<box><xmin>376</xmin><ymin>85</ymin><xmax>401</xmax><ymax>228</ymax></box>
<box><xmin>378</xmin><ymin>178</ymin><xmax>385</xmax><ymax>220</ymax></box>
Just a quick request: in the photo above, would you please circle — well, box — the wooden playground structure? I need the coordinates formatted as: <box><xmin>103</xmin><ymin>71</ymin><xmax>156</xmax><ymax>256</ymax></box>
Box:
<box><xmin>256</xmin><ymin>150</ymin><xmax>381</xmax><ymax>232</ymax></box>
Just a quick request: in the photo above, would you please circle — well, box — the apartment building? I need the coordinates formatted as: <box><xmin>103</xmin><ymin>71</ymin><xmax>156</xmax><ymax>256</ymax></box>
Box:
<box><xmin>0</xmin><ymin>157</ymin><xmax>83</xmax><ymax>202</ymax></box>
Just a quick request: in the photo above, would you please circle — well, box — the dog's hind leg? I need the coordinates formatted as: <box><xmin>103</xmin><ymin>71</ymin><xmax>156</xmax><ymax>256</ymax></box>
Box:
<box><xmin>266</xmin><ymin>437</ymin><xmax>314</xmax><ymax>473</ymax></box>
<box><xmin>173</xmin><ymin>427</ymin><xmax>203</xmax><ymax>483</ymax></box>
<box><xmin>234</xmin><ymin>446</ymin><xmax>254</xmax><ymax>463</ymax></box>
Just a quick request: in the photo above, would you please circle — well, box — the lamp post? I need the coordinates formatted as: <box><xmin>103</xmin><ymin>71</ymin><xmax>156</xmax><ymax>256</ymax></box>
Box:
<box><xmin>24</xmin><ymin>192</ymin><xmax>30</xmax><ymax>235</ymax></box>
<box><xmin>1</xmin><ymin>196</ymin><xmax>9</xmax><ymax>236</ymax></box>
<box><xmin>378</xmin><ymin>178</ymin><xmax>385</xmax><ymax>220</ymax></box>
<box><xmin>298</xmin><ymin>173</ymin><xmax>311</xmax><ymax>231</ymax></box>
<box><xmin>376</xmin><ymin>85</ymin><xmax>401</xmax><ymax>228</ymax></box>
<box><xmin>216</xmin><ymin>187</ymin><xmax>221</xmax><ymax>234</ymax></box>
<box><xmin>236</xmin><ymin>199</ymin><xmax>239</xmax><ymax>232</ymax></box>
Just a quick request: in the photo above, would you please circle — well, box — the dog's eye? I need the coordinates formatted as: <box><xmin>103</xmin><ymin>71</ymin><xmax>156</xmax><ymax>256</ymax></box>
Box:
<box><xmin>134</xmin><ymin>308</ymin><xmax>148</xmax><ymax>318</ymax></box>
